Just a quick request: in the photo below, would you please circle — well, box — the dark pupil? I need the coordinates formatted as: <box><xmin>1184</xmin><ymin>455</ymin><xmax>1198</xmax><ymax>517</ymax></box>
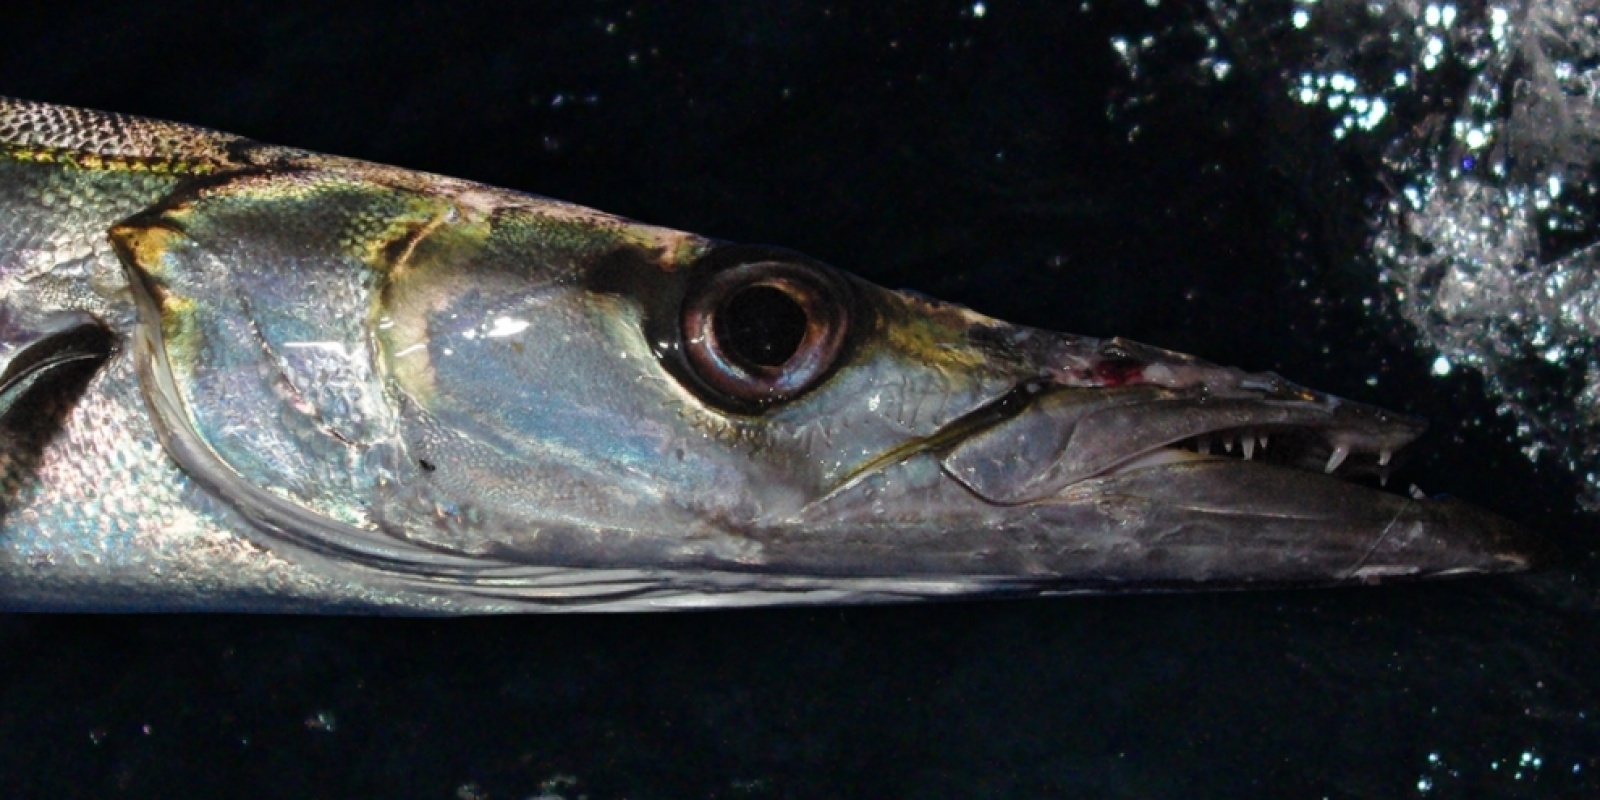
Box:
<box><xmin>716</xmin><ymin>285</ymin><xmax>808</xmax><ymax>368</ymax></box>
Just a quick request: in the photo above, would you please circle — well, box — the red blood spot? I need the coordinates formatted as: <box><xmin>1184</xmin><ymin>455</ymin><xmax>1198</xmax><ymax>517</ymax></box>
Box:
<box><xmin>1093</xmin><ymin>358</ymin><xmax>1146</xmax><ymax>386</ymax></box>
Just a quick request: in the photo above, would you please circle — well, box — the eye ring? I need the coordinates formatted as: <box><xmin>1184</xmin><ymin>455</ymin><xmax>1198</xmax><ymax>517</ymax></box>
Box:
<box><xmin>681</xmin><ymin>260</ymin><xmax>850</xmax><ymax>408</ymax></box>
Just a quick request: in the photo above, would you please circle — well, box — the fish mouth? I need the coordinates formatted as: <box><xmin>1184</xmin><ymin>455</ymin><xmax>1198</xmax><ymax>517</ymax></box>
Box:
<box><xmin>808</xmin><ymin>333</ymin><xmax>1548</xmax><ymax>588</ymax></box>
<box><xmin>939</xmin><ymin>381</ymin><xmax>1426</xmax><ymax>506</ymax></box>
<box><xmin>927</xmin><ymin>335</ymin><xmax>1426</xmax><ymax>505</ymax></box>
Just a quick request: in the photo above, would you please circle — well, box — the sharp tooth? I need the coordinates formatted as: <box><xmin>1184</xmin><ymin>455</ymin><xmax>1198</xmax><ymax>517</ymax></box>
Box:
<box><xmin>1324</xmin><ymin>445</ymin><xmax>1350</xmax><ymax>474</ymax></box>
<box><xmin>1378</xmin><ymin>449</ymin><xmax>1392</xmax><ymax>466</ymax></box>
<box><xmin>1409</xmin><ymin>484</ymin><xmax>1426</xmax><ymax>500</ymax></box>
<box><xmin>1242</xmin><ymin>435</ymin><xmax>1255</xmax><ymax>460</ymax></box>
<box><xmin>1258</xmin><ymin>433</ymin><xmax>1269</xmax><ymax>450</ymax></box>
<box><xmin>1224</xmin><ymin>437</ymin><xmax>1234</xmax><ymax>453</ymax></box>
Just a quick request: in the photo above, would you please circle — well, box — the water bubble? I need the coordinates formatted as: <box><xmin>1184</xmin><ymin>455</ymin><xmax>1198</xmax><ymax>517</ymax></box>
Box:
<box><xmin>305</xmin><ymin>710</ymin><xmax>338</xmax><ymax>732</ymax></box>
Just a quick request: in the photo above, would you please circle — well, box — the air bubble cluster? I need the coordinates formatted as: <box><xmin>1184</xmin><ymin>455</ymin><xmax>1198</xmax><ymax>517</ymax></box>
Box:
<box><xmin>1107</xmin><ymin>0</ymin><xmax>1600</xmax><ymax>509</ymax></box>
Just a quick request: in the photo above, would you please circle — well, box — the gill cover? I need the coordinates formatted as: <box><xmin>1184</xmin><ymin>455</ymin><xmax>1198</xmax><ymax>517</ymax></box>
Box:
<box><xmin>109</xmin><ymin>171</ymin><xmax>732</xmax><ymax>602</ymax></box>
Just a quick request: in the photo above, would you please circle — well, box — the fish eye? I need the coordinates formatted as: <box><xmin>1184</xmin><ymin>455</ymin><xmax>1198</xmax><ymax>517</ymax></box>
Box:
<box><xmin>681</xmin><ymin>260</ymin><xmax>850</xmax><ymax>408</ymax></box>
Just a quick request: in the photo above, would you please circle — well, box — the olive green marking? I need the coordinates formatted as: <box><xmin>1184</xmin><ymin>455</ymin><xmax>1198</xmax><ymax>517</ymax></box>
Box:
<box><xmin>108</xmin><ymin>220</ymin><xmax>206</xmax><ymax>371</ymax></box>
<box><xmin>369</xmin><ymin>201</ymin><xmax>493</xmax><ymax>409</ymax></box>
<box><xmin>877</xmin><ymin>293</ymin><xmax>1002</xmax><ymax>372</ymax></box>
<box><xmin>611</xmin><ymin>223</ymin><xmax>710</xmax><ymax>272</ymax></box>
<box><xmin>0</xmin><ymin>142</ymin><xmax>220</xmax><ymax>175</ymax></box>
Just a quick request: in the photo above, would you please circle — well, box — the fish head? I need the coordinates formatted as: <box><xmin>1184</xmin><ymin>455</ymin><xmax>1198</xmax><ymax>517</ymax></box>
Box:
<box><xmin>371</xmin><ymin>203</ymin><xmax>1543</xmax><ymax>592</ymax></box>
<box><xmin>114</xmin><ymin>168</ymin><xmax>1545</xmax><ymax>604</ymax></box>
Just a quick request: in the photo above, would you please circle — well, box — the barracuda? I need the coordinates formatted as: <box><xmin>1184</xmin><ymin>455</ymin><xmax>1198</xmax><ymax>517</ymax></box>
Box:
<box><xmin>0</xmin><ymin>97</ymin><xmax>1543</xmax><ymax>613</ymax></box>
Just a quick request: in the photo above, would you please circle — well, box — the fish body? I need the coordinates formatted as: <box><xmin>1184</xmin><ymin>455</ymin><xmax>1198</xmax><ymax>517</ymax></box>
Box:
<box><xmin>0</xmin><ymin>98</ymin><xmax>1541</xmax><ymax>613</ymax></box>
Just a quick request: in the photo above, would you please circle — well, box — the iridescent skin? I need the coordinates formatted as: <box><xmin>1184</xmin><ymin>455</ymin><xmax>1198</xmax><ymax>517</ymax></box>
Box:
<box><xmin>0</xmin><ymin>98</ymin><xmax>1541</xmax><ymax>613</ymax></box>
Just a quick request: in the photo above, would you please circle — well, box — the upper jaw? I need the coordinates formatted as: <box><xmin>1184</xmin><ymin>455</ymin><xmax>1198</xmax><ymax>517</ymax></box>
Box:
<box><xmin>937</xmin><ymin>334</ymin><xmax>1428</xmax><ymax>505</ymax></box>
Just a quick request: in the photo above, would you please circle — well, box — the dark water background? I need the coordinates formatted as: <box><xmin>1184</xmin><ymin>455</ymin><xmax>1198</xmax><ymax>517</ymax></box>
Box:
<box><xmin>2</xmin><ymin>2</ymin><xmax>1597</xmax><ymax>797</ymax></box>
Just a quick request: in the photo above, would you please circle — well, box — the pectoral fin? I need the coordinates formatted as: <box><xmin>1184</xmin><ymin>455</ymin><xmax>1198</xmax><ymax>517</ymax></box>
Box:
<box><xmin>0</xmin><ymin>308</ymin><xmax>112</xmax><ymax>422</ymax></box>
